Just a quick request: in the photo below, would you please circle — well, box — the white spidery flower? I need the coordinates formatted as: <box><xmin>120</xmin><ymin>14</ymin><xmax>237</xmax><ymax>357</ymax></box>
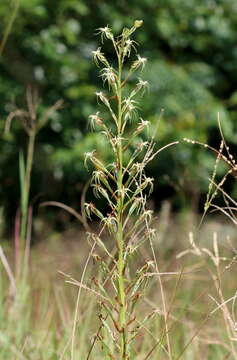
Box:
<box><xmin>92</xmin><ymin>47</ymin><xmax>108</xmax><ymax>67</ymax></box>
<box><xmin>89</xmin><ymin>112</ymin><xmax>103</xmax><ymax>129</ymax></box>
<box><xmin>115</xmin><ymin>187</ymin><xmax>131</xmax><ymax>198</ymax></box>
<box><xmin>84</xmin><ymin>202</ymin><xmax>96</xmax><ymax>220</ymax></box>
<box><xmin>92</xmin><ymin>170</ymin><xmax>105</xmax><ymax>184</ymax></box>
<box><xmin>102</xmin><ymin>215</ymin><xmax>118</xmax><ymax>233</ymax></box>
<box><xmin>137</xmin><ymin>79</ymin><xmax>148</xmax><ymax>87</ymax></box>
<box><xmin>130</xmin><ymin>162</ymin><xmax>144</xmax><ymax>175</ymax></box>
<box><xmin>122</xmin><ymin>98</ymin><xmax>137</xmax><ymax>120</ymax></box>
<box><xmin>100</xmin><ymin>67</ymin><xmax>117</xmax><ymax>87</ymax></box>
<box><xmin>95</xmin><ymin>91</ymin><xmax>111</xmax><ymax>109</ymax></box>
<box><xmin>136</xmin><ymin>141</ymin><xmax>149</xmax><ymax>152</ymax></box>
<box><xmin>131</xmin><ymin>54</ymin><xmax>147</xmax><ymax>71</ymax></box>
<box><xmin>142</xmin><ymin>210</ymin><xmax>153</xmax><ymax>223</ymax></box>
<box><xmin>137</xmin><ymin>118</ymin><xmax>150</xmax><ymax>132</ymax></box>
<box><xmin>96</xmin><ymin>26</ymin><xmax>113</xmax><ymax>42</ymax></box>
<box><xmin>130</xmin><ymin>79</ymin><xmax>149</xmax><ymax>98</ymax></box>
<box><xmin>84</xmin><ymin>150</ymin><xmax>96</xmax><ymax>169</ymax></box>
<box><xmin>95</xmin><ymin>91</ymin><xmax>109</xmax><ymax>105</ymax></box>
<box><xmin>137</xmin><ymin>79</ymin><xmax>149</xmax><ymax>93</ymax></box>
<box><xmin>95</xmin><ymin>91</ymin><xmax>105</xmax><ymax>100</ymax></box>
<box><xmin>146</xmin><ymin>228</ymin><xmax>156</xmax><ymax>239</ymax></box>
<box><xmin>93</xmin><ymin>184</ymin><xmax>103</xmax><ymax>199</ymax></box>
<box><xmin>123</xmin><ymin>38</ymin><xmax>137</xmax><ymax>58</ymax></box>
<box><xmin>141</xmin><ymin>177</ymin><xmax>154</xmax><ymax>195</ymax></box>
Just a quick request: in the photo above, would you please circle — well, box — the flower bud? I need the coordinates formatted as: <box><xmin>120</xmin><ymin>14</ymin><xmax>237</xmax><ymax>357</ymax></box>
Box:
<box><xmin>134</xmin><ymin>20</ymin><xmax>143</xmax><ymax>28</ymax></box>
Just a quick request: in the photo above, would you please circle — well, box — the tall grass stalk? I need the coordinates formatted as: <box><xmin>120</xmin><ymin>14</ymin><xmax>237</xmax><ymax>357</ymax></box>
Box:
<box><xmin>180</xmin><ymin>122</ymin><xmax>237</xmax><ymax>357</ymax></box>
<box><xmin>5</xmin><ymin>87</ymin><xmax>62</xmax><ymax>277</ymax></box>
<box><xmin>184</xmin><ymin>114</ymin><xmax>237</xmax><ymax>227</ymax></box>
<box><xmin>0</xmin><ymin>88</ymin><xmax>63</xmax><ymax>359</ymax></box>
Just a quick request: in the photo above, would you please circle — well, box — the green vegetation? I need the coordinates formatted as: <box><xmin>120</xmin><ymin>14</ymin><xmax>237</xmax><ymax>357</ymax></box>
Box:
<box><xmin>0</xmin><ymin>0</ymin><xmax>237</xmax><ymax>218</ymax></box>
<box><xmin>0</xmin><ymin>3</ymin><xmax>236</xmax><ymax>360</ymax></box>
<box><xmin>83</xmin><ymin>21</ymin><xmax>178</xmax><ymax>359</ymax></box>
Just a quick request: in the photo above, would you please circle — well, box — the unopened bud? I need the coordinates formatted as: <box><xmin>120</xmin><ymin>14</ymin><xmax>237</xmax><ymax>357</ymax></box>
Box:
<box><xmin>134</xmin><ymin>20</ymin><xmax>143</xmax><ymax>28</ymax></box>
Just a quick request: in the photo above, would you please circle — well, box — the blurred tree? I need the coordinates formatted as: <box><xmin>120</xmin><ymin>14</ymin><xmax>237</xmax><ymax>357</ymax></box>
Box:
<box><xmin>0</xmin><ymin>0</ymin><xmax>236</xmax><ymax>221</ymax></box>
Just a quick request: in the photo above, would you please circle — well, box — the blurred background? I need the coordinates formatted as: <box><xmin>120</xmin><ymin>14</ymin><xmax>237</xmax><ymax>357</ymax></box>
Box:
<box><xmin>0</xmin><ymin>0</ymin><xmax>237</xmax><ymax>234</ymax></box>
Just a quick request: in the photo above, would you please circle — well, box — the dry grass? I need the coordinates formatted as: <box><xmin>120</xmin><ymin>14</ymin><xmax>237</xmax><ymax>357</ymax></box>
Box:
<box><xmin>0</xmin><ymin>211</ymin><xmax>236</xmax><ymax>359</ymax></box>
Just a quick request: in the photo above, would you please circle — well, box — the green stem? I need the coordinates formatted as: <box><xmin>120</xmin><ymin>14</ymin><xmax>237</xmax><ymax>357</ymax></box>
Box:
<box><xmin>0</xmin><ymin>0</ymin><xmax>20</xmax><ymax>56</ymax></box>
<box><xmin>116</xmin><ymin>52</ymin><xmax>127</xmax><ymax>359</ymax></box>
<box><xmin>19</xmin><ymin>131</ymin><xmax>35</xmax><ymax>272</ymax></box>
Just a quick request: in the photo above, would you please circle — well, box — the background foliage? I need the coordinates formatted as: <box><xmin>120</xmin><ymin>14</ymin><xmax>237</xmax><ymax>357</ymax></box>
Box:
<box><xmin>1</xmin><ymin>0</ymin><xmax>237</xmax><ymax>223</ymax></box>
